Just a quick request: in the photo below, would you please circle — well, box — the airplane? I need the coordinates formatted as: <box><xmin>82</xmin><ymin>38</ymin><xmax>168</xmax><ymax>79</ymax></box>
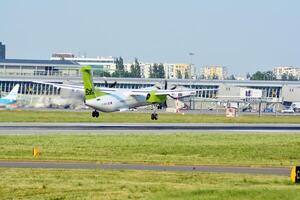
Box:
<box><xmin>37</xmin><ymin>66</ymin><xmax>198</xmax><ymax>120</ymax></box>
<box><xmin>0</xmin><ymin>84</ymin><xmax>20</xmax><ymax>107</ymax></box>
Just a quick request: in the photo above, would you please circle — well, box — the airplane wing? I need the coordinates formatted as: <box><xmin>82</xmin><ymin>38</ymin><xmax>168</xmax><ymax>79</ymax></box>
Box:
<box><xmin>34</xmin><ymin>81</ymin><xmax>216</xmax><ymax>98</ymax></box>
<box><xmin>155</xmin><ymin>89</ymin><xmax>197</xmax><ymax>98</ymax></box>
<box><xmin>129</xmin><ymin>88</ymin><xmax>197</xmax><ymax>98</ymax></box>
<box><xmin>33</xmin><ymin>81</ymin><xmax>84</xmax><ymax>92</ymax></box>
<box><xmin>129</xmin><ymin>87</ymin><xmax>218</xmax><ymax>98</ymax></box>
<box><xmin>33</xmin><ymin>81</ymin><xmax>117</xmax><ymax>93</ymax></box>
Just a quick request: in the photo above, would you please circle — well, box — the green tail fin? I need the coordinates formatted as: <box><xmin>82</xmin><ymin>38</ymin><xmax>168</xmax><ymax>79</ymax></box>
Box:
<box><xmin>81</xmin><ymin>66</ymin><xmax>97</xmax><ymax>100</ymax></box>
<box><xmin>81</xmin><ymin>66</ymin><xmax>107</xmax><ymax>100</ymax></box>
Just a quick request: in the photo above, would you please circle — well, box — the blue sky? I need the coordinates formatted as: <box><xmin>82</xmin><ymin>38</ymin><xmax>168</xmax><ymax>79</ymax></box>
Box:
<box><xmin>1</xmin><ymin>0</ymin><xmax>299</xmax><ymax>75</ymax></box>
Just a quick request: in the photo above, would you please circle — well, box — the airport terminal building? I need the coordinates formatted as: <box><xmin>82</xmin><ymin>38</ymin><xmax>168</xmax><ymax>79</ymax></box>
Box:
<box><xmin>0</xmin><ymin>58</ymin><xmax>299</xmax><ymax>110</ymax></box>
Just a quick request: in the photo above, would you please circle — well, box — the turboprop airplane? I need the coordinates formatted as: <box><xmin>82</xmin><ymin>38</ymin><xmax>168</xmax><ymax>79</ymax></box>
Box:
<box><xmin>37</xmin><ymin>66</ymin><xmax>197</xmax><ymax>120</ymax></box>
<box><xmin>0</xmin><ymin>84</ymin><xmax>20</xmax><ymax>107</ymax></box>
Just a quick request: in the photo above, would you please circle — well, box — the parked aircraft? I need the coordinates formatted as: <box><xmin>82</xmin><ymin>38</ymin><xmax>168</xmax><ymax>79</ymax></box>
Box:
<box><xmin>0</xmin><ymin>84</ymin><xmax>20</xmax><ymax>107</ymax></box>
<box><xmin>37</xmin><ymin>66</ymin><xmax>197</xmax><ymax>120</ymax></box>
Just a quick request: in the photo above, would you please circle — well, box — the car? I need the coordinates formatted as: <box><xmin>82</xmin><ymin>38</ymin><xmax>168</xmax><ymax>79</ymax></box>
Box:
<box><xmin>291</xmin><ymin>102</ymin><xmax>300</xmax><ymax>113</ymax></box>
<box><xmin>281</xmin><ymin>108</ymin><xmax>294</xmax><ymax>113</ymax></box>
<box><xmin>264</xmin><ymin>108</ymin><xmax>274</xmax><ymax>113</ymax></box>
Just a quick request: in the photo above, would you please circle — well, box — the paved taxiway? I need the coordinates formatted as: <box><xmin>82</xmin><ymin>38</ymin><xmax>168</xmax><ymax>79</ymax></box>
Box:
<box><xmin>1</xmin><ymin>123</ymin><xmax>300</xmax><ymax>133</ymax></box>
<box><xmin>0</xmin><ymin>161</ymin><xmax>290</xmax><ymax>176</ymax></box>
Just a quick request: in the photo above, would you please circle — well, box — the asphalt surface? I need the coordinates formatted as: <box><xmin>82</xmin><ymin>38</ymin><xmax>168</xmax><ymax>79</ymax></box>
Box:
<box><xmin>0</xmin><ymin>161</ymin><xmax>290</xmax><ymax>176</ymax></box>
<box><xmin>1</xmin><ymin>123</ymin><xmax>300</xmax><ymax>133</ymax></box>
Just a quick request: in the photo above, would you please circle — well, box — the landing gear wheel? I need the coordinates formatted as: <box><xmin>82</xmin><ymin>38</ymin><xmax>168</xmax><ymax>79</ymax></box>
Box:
<box><xmin>151</xmin><ymin>113</ymin><xmax>158</xmax><ymax>120</ymax></box>
<box><xmin>92</xmin><ymin>110</ymin><xmax>99</xmax><ymax>118</ymax></box>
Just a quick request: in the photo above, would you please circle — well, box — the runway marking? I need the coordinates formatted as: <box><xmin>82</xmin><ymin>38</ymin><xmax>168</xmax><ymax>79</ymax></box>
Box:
<box><xmin>0</xmin><ymin>123</ymin><xmax>300</xmax><ymax>133</ymax></box>
<box><xmin>0</xmin><ymin>161</ymin><xmax>290</xmax><ymax>176</ymax></box>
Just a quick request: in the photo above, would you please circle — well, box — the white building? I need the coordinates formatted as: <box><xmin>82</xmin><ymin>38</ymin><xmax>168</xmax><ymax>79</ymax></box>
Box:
<box><xmin>51</xmin><ymin>53</ymin><xmax>116</xmax><ymax>74</ymax></box>
<box><xmin>51</xmin><ymin>53</ymin><xmax>192</xmax><ymax>79</ymax></box>
<box><xmin>164</xmin><ymin>63</ymin><xmax>191</xmax><ymax>79</ymax></box>
<box><xmin>124</xmin><ymin>62</ymin><xmax>153</xmax><ymax>78</ymax></box>
<box><xmin>201</xmin><ymin>65</ymin><xmax>228</xmax><ymax>80</ymax></box>
<box><xmin>125</xmin><ymin>62</ymin><xmax>192</xmax><ymax>79</ymax></box>
<box><xmin>273</xmin><ymin>66</ymin><xmax>300</xmax><ymax>80</ymax></box>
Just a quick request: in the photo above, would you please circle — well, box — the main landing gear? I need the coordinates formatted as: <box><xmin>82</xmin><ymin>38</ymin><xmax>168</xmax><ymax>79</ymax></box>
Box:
<box><xmin>92</xmin><ymin>110</ymin><xmax>99</xmax><ymax>118</ymax></box>
<box><xmin>151</xmin><ymin>111</ymin><xmax>158</xmax><ymax>120</ymax></box>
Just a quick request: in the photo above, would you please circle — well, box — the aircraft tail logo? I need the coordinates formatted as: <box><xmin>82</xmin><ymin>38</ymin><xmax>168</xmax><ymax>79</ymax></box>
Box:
<box><xmin>4</xmin><ymin>84</ymin><xmax>20</xmax><ymax>100</ymax></box>
<box><xmin>81</xmin><ymin>66</ymin><xmax>97</xmax><ymax>100</ymax></box>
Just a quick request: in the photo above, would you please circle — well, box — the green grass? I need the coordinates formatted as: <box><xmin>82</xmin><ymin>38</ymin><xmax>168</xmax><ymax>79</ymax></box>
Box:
<box><xmin>1</xmin><ymin>133</ymin><xmax>300</xmax><ymax>167</ymax></box>
<box><xmin>1</xmin><ymin>132</ymin><xmax>300</xmax><ymax>199</ymax></box>
<box><xmin>0</xmin><ymin>168</ymin><xmax>299</xmax><ymax>200</ymax></box>
<box><xmin>0</xmin><ymin>110</ymin><xmax>300</xmax><ymax>123</ymax></box>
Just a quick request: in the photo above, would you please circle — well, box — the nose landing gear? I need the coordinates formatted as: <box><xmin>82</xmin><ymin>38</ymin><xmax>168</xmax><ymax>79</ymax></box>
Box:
<box><xmin>92</xmin><ymin>110</ymin><xmax>99</xmax><ymax>118</ymax></box>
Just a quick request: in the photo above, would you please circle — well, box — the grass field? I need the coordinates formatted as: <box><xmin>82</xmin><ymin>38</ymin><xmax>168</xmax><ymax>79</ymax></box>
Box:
<box><xmin>0</xmin><ymin>110</ymin><xmax>300</xmax><ymax>123</ymax></box>
<box><xmin>1</xmin><ymin>133</ymin><xmax>300</xmax><ymax>199</ymax></box>
<box><xmin>1</xmin><ymin>168</ymin><xmax>299</xmax><ymax>200</ymax></box>
<box><xmin>1</xmin><ymin>133</ymin><xmax>300</xmax><ymax>167</ymax></box>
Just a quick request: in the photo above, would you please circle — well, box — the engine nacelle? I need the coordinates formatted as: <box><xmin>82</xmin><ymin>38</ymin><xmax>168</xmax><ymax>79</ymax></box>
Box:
<box><xmin>146</xmin><ymin>91</ymin><xmax>167</xmax><ymax>104</ymax></box>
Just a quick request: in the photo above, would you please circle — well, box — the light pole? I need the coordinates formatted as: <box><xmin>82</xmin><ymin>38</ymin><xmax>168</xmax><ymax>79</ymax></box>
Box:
<box><xmin>188</xmin><ymin>52</ymin><xmax>195</xmax><ymax>110</ymax></box>
<box><xmin>188</xmin><ymin>52</ymin><xmax>195</xmax><ymax>79</ymax></box>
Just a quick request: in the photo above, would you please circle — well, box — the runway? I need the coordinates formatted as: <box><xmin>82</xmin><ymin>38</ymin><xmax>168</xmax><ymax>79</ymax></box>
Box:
<box><xmin>0</xmin><ymin>123</ymin><xmax>300</xmax><ymax>133</ymax></box>
<box><xmin>0</xmin><ymin>161</ymin><xmax>290</xmax><ymax>176</ymax></box>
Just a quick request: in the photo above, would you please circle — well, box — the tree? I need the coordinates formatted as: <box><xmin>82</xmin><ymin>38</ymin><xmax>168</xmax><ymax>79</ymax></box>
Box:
<box><xmin>116</xmin><ymin>57</ymin><xmax>125</xmax><ymax>73</ymax></box>
<box><xmin>281</xmin><ymin>73</ymin><xmax>288</xmax><ymax>81</ymax></box>
<box><xmin>149</xmin><ymin>63</ymin><xmax>157</xmax><ymax>78</ymax></box>
<box><xmin>250</xmin><ymin>71</ymin><xmax>264</xmax><ymax>80</ymax></box>
<box><xmin>184</xmin><ymin>70</ymin><xmax>189</xmax><ymax>79</ymax></box>
<box><xmin>246</xmin><ymin>72</ymin><xmax>251</xmax><ymax>79</ymax></box>
<box><xmin>130</xmin><ymin>64</ymin><xmax>135</xmax><ymax>77</ymax></box>
<box><xmin>129</xmin><ymin>58</ymin><xmax>141</xmax><ymax>78</ymax></box>
<box><xmin>176</xmin><ymin>70</ymin><xmax>182</xmax><ymax>79</ymax></box>
<box><xmin>288</xmin><ymin>74</ymin><xmax>298</xmax><ymax>81</ymax></box>
<box><xmin>198</xmin><ymin>74</ymin><xmax>205</xmax><ymax>79</ymax></box>
<box><xmin>251</xmin><ymin>70</ymin><xmax>276</xmax><ymax>80</ymax></box>
<box><xmin>264</xmin><ymin>71</ymin><xmax>276</xmax><ymax>80</ymax></box>
<box><xmin>212</xmin><ymin>74</ymin><xmax>219</xmax><ymax>80</ymax></box>
<box><xmin>123</xmin><ymin>71</ymin><xmax>132</xmax><ymax>78</ymax></box>
<box><xmin>134</xmin><ymin>58</ymin><xmax>141</xmax><ymax>78</ymax></box>
<box><xmin>112</xmin><ymin>57</ymin><xmax>125</xmax><ymax>77</ymax></box>
<box><xmin>150</xmin><ymin>63</ymin><xmax>164</xmax><ymax>78</ymax></box>
<box><xmin>228</xmin><ymin>74</ymin><xmax>236</xmax><ymax>80</ymax></box>
<box><xmin>149</xmin><ymin>66</ymin><xmax>153</xmax><ymax>78</ymax></box>
<box><xmin>158</xmin><ymin>63</ymin><xmax>165</xmax><ymax>78</ymax></box>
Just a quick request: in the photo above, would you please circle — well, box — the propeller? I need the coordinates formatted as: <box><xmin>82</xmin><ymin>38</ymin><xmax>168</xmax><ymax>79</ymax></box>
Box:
<box><xmin>155</xmin><ymin>80</ymin><xmax>177</xmax><ymax>109</ymax></box>
<box><xmin>156</xmin><ymin>80</ymin><xmax>176</xmax><ymax>90</ymax></box>
<box><xmin>104</xmin><ymin>80</ymin><xmax>117</xmax><ymax>88</ymax></box>
<box><xmin>170</xmin><ymin>85</ymin><xmax>177</xmax><ymax>90</ymax></box>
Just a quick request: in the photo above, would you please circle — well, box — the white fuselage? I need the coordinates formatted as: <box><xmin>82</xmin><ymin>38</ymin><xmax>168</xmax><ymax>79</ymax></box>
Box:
<box><xmin>85</xmin><ymin>90</ymin><xmax>149</xmax><ymax>112</ymax></box>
